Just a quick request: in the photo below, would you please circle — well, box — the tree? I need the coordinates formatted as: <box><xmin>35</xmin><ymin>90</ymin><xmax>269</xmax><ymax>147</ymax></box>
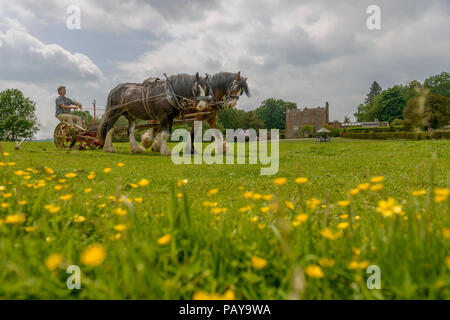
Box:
<box><xmin>354</xmin><ymin>103</ymin><xmax>370</xmax><ymax>122</ymax></box>
<box><xmin>427</xmin><ymin>94</ymin><xmax>450</xmax><ymax>129</ymax></box>
<box><xmin>0</xmin><ymin>89</ymin><xmax>39</xmax><ymax>141</ymax></box>
<box><xmin>72</xmin><ymin>110</ymin><xmax>94</xmax><ymax>125</ymax></box>
<box><xmin>424</xmin><ymin>72</ymin><xmax>450</xmax><ymax>98</ymax></box>
<box><xmin>364</xmin><ymin>81</ymin><xmax>382</xmax><ymax>105</ymax></box>
<box><xmin>344</xmin><ymin>116</ymin><xmax>351</xmax><ymax>123</ymax></box>
<box><xmin>256</xmin><ymin>98</ymin><xmax>297</xmax><ymax>130</ymax></box>
<box><xmin>218</xmin><ymin>108</ymin><xmax>245</xmax><ymax>130</ymax></box>
<box><xmin>364</xmin><ymin>86</ymin><xmax>408</xmax><ymax>123</ymax></box>
<box><xmin>240</xmin><ymin>110</ymin><xmax>264</xmax><ymax>130</ymax></box>
<box><xmin>403</xmin><ymin>92</ymin><xmax>449</xmax><ymax>130</ymax></box>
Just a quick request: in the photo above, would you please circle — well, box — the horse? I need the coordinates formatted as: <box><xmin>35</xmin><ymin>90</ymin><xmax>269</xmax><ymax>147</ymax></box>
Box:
<box><xmin>189</xmin><ymin>71</ymin><xmax>250</xmax><ymax>154</ymax></box>
<box><xmin>141</xmin><ymin>71</ymin><xmax>250</xmax><ymax>154</ymax></box>
<box><xmin>97</xmin><ymin>73</ymin><xmax>213</xmax><ymax>155</ymax></box>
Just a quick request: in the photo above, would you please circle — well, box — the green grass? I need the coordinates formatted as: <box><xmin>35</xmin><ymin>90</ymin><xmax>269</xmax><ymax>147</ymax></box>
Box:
<box><xmin>0</xmin><ymin>138</ymin><xmax>449</xmax><ymax>299</ymax></box>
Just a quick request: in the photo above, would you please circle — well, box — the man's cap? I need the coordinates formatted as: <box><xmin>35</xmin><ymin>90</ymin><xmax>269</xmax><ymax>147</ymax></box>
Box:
<box><xmin>57</xmin><ymin>85</ymin><xmax>65</xmax><ymax>92</ymax></box>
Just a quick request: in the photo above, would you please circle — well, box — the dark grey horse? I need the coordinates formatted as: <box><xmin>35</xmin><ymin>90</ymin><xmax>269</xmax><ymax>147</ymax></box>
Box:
<box><xmin>97</xmin><ymin>73</ymin><xmax>212</xmax><ymax>155</ymax></box>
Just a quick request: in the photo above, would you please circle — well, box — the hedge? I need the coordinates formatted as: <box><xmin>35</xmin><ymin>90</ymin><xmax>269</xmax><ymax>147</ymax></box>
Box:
<box><xmin>344</xmin><ymin>126</ymin><xmax>404</xmax><ymax>133</ymax></box>
<box><xmin>342</xmin><ymin>131</ymin><xmax>450</xmax><ymax>140</ymax></box>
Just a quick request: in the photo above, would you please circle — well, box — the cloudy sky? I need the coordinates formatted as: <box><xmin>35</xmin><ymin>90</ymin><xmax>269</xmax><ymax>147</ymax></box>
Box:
<box><xmin>0</xmin><ymin>0</ymin><xmax>449</xmax><ymax>139</ymax></box>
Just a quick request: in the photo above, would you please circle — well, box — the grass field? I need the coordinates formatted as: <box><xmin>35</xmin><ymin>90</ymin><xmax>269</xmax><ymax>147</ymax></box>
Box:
<box><xmin>0</xmin><ymin>138</ymin><xmax>449</xmax><ymax>299</ymax></box>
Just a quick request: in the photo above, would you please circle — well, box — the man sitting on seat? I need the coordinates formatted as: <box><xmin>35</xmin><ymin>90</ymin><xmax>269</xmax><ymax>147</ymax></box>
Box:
<box><xmin>55</xmin><ymin>86</ymin><xmax>83</xmax><ymax>127</ymax></box>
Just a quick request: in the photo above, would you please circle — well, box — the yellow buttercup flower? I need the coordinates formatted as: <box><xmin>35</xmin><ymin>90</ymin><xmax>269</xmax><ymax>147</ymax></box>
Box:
<box><xmin>87</xmin><ymin>174</ymin><xmax>95</xmax><ymax>180</ymax></box>
<box><xmin>45</xmin><ymin>253</ymin><xmax>63</xmax><ymax>271</ymax></box>
<box><xmin>273</xmin><ymin>177</ymin><xmax>287</xmax><ymax>186</ymax></box>
<box><xmin>370</xmin><ymin>176</ymin><xmax>385</xmax><ymax>183</ymax></box>
<box><xmin>320</xmin><ymin>228</ymin><xmax>342</xmax><ymax>240</ymax></box>
<box><xmin>377</xmin><ymin>198</ymin><xmax>403</xmax><ymax>217</ymax></box>
<box><xmin>193</xmin><ymin>289</ymin><xmax>235</xmax><ymax>300</ymax></box>
<box><xmin>337</xmin><ymin>222</ymin><xmax>350</xmax><ymax>230</ymax></box>
<box><xmin>318</xmin><ymin>258</ymin><xmax>335</xmax><ymax>268</ymax></box>
<box><xmin>1</xmin><ymin>203</ymin><xmax>9</xmax><ymax>208</ymax></box>
<box><xmin>113</xmin><ymin>208</ymin><xmax>127</xmax><ymax>215</ymax></box>
<box><xmin>252</xmin><ymin>193</ymin><xmax>262</xmax><ymax>200</ymax></box>
<box><xmin>442</xmin><ymin>228</ymin><xmax>450</xmax><ymax>239</ymax></box>
<box><xmin>103</xmin><ymin>168</ymin><xmax>112</xmax><ymax>173</ymax></box>
<box><xmin>249</xmin><ymin>216</ymin><xmax>259</xmax><ymax>222</ymax></box>
<box><xmin>306</xmin><ymin>198</ymin><xmax>321</xmax><ymax>210</ymax></box>
<box><xmin>81</xmin><ymin>244</ymin><xmax>106</xmax><ymax>267</ymax></box>
<box><xmin>14</xmin><ymin>170</ymin><xmax>25</xmax><ymax>176</ymax></box>
<box><xmin>134</xmin><ymin>197</ymin><xmax>143</xmax><ymax>203</ymax></box>
<box><xmin>4</xmin><ymin>213</ymin><xmax>26</xmax><ymax>224</ymax></box>
<box><xmin>349</xmin><ymin>188</ymin><xmax>359</xmax><ymax>195</ymax></box>
<box><xmin>114</xmin><ymin>224</ymin><xmax>127</xmax><ymax>232</ymax></box>
<box><xmin>434</xmin><ymin>188</ymin><xmax>449</xmax><ymax>203</ymax></box>
<box><xmin>157</xmin><ymin>234</ymin><xmax>171</xmax><ymax>245</ymax></box>
<box><xmin>239</xmin><ymin>205</ymin><xmax>252</xmax><ymax>212</ymax></box>
<box><xmin>177</xmin><ymin>179</ymin><xmax>188</xmax><ymax>186</ymax></box>
<box><xmin>44</xmin><ymin>204</ymin><xmax>61</xmax><ymax>213</ymax></box>
<box><xmin>295</xmin><ymin>177</ymin><xmax>308</xmax><ymax>185</ymax></box>
<box><xmin>412</xmin><ymin>190</ymin><xmax>426</xmax><ymax>196</ymax></box>
<box><xmin>370</xmin><ymin>184</ymin><xmax>383</xmax><ymax>192</ymax></box>
<box><xmin>243</xmin><ymin>191</ymin><xmax>254</xmax><ymax>199</ymax></box>
<box><xmin>305</xmin><ymin>265</ymin><xmax>324</xmax><ymax>279</ymax></box>
<box><xmin>348</xmin><ymin>260</ymin><xmax>370</xmax><ymax>270</ymax></box>
<box><xmin>357</xmin><ymin>183</ymin><xmax>370</xmax><ymax>191</ymax></box>
<box><xmin>292</xmin><ymin>214</ymin><xmax>308</xmax><ymax>227</ymax></box>
<box><xmin>284</xmin><ymin>200</ymin><xmax>295</xmax><ymax>210</ymax></box>
<box><xmin>60</xmin><ymin>194</ymin><xmax>73</xmax><ymax>201</ymax></box>
<box><xmin>208</xmin><ymin>188</ymin><xmax>219</xmax><ymax>195</ymax></box>
<box><xmin>211</xmin><ymin>208</ymin><xmax>227</xmax><ymax>214</ymax></box>
<box><xmin>74</xmin><ymin>215</ymin><xmax>86</xmax><ymax>223</ymax></box>
<box><xmin>65</xmin><ymin>173</ymin><xmax>77</xmax><ymax>179</ymax></box>
<box><xmin>263</xmin><ymin>194</ymin><xmax>274</xmax><ymax>201</ymax></box>
<box><xmin>260</xmin><ymin>206</ymin><xmax>270</xmax><ymax>213</ymax></box>
<box><xmin>117</xmin><ymin>162</ymin><xmax>125</xmax><ymax>167</ymax></box>
<box><xmin>138</xmin><ymin>179</ymin><xmax>150</xmax><ymax>187</ymax></box>
<box><xmin>84</xmin><ymin>188</ymin><xmax>92</xmax><ymax>193</ymax></box>
<box><xmin>337</xmin><ymin>200</ymin><xmax>351</xmax><ymax>207</ymax></box>
<box><xmin>251</xmin><ymin>256</ymin><xmax>267</xmax><ymax>269</ymax></box>
<box><xmin>177</xmin><ymin>193</ymin><xmax>183</xmax><ymax>198</ymax></box>
<box><xmin>44</xmin><ymin>167</ymin><xmax>54</xmax><ymax>174</ymax></box>
<box><xmin>445</xmin><ymin>256</ymin><xmax>450</xmax><ymax>270</ymax></box>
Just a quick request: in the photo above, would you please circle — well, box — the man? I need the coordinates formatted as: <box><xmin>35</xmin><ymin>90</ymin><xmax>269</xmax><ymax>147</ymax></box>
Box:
<box><xmin>55</xmin><ymin>86</ymin><xmax>83</xmax><ymax>127</ymax></box>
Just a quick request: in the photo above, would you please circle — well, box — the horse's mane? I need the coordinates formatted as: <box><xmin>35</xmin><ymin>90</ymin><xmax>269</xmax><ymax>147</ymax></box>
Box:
<box><xmin>210</xmin><ymin>72</ymin><xmax>250</xmax><ymax>97</ymax></box>
<box><xmin>168</xmin><ymin>73</ymin><xmax>198</xmax><ymax>98</ymax></box>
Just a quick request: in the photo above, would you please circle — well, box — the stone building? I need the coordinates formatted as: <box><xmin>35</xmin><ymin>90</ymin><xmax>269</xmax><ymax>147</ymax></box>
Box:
<box><xmin>286</xmin><ymin>102</ymin><xmax>330</xmax><ymax>138</ymax></box>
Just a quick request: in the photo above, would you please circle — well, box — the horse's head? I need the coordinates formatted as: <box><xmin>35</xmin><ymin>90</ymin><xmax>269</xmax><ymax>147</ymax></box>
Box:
<box><xmin>222</xmin><ymin>71</ymin><xmax>250</xmax><ymax>109</ymax></box>
<box><xmin>192</xmin><ymin>72</ymin><xmax>215</xmax><ymax>111</ymax></box>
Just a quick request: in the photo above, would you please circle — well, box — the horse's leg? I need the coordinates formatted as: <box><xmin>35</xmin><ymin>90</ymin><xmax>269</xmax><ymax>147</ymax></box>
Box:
<box><xmin>103</xmin><ymin>128</ymin><xmax>117</xmax><ymax>153</ymax></box>
<box><xmin>186</xmin><ymin>122</ymin><xmax>199</xmax><ymax>154</ymax></box>
<box><xmin>207</xmin><ymin>115</ymin><xmax>227</xmax><ymax>154</ymax></box>
<box><xmin>124</xmin><ymin>115</ymin><xmax>146</xmax><ymax>154</ymax></box>
<box><xmin>151</xmin><ymin>128</ymin><xmax>162</xmax><ymax>152</ymax></box>
<box><xmin>159</xmin><ymin>119</ymin><xmax>172</xmax><ymax>156</ymax></box>
<box><xmin>141</xmin><ymin>128</ymin><xmax>154</xmax><ymax>149</ymax></box>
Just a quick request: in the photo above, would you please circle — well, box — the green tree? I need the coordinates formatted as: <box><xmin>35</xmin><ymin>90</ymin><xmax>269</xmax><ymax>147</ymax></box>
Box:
<box><xmin>0</xmin><ymin>89</ymin><xmax>39</xmax><ymax>141</ymax></box>
<box><xmin>424</xmin><ymin>72</ymin><xmax>450</xmax><ymax>98</ymax></box>
<box><xmin>364</xmin><ymin>81</ymin><xmax>382</xmax><ymax>105</ymax></box>
<box><xmin>344</xmin><ymin>116</ymin><xmax>351</xmax><ymax>123</ymax></box>
<box><xmin>354</xmin><ymin>103</ymin><xmax>370</xmax><ymax>122</ymax></box>
<box><xmin>365</xmin><ymin>86</ymin><xmax>408</xmax><ymax>123</ymax></box>
<box><xmin>72</xmin><ymin>110</ymin><xmax>94</xmax><ymax>125</ymax></box>
<box><xmin>256</xmin><ymin>98</ymin><xmax>297</xmax><ymax>130</ymax></box>
<box><xmin>427</xmin><ymin>94</ymin><xmax>450</xmax><ymax>129</ymax></box>
<box><xmin>218</xmin><ymin>108</ymin><xmax>245</xmax><ymax>130</ymax></box>
<box><xmin>240</xmin><ymin>110</ymin><xmax>264</xmax><ymax>130</ymax></box>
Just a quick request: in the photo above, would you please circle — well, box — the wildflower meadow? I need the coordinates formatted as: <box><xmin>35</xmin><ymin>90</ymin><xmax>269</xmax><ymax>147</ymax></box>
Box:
<box><xmin>0</xmin><ymin>138</ymin><xmax>449</xmax><ymax>299</ymax></box>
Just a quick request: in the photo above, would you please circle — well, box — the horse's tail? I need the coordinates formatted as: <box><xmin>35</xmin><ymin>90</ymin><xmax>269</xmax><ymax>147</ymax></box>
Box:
<box><xmin>97</xmin><ymin>87</ymin><xmax>119</xmax><ymax>147</ymax></box>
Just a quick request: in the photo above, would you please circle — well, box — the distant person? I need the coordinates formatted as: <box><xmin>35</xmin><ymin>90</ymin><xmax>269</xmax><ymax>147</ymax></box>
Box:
<box><xmin>55</xmin><ymin>86</ymin><xmax>83</xmax><ymax>127</ymax></box>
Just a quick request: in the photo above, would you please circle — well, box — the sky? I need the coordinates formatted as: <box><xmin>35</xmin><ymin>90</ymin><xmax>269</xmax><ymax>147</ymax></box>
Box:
<box><xmin>0</xmin><ymin>0</ymin><xmax>449</xmax><ymax>139</ymax></box>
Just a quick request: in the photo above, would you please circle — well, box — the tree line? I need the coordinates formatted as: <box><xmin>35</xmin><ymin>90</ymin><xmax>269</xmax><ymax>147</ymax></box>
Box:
<box><xmin>354</xmin><ymin>72</ymin><xmax>449</xmax><ymax>130</ymax></box>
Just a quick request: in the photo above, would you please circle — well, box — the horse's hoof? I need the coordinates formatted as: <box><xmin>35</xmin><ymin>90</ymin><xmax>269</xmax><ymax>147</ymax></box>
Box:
<box><xmin>103</xmin><ymin>147</ymin><xmax>117</xmax><ymax>153</ymax></box>
<box><xmin>160</xmin><ymin>149</ymin><xmax>172</xmax><ymax>156</ymax></box>
<box><xmin>130</xmin><ymin>145</ymin><xmax>146</xmax><ymax>154</ymax></box>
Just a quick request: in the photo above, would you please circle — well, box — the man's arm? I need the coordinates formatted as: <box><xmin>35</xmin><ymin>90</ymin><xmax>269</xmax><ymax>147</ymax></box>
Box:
<box><xmin>59</xmin><ymin>103</ymin><xmax>79</xmax><ymax>110</ymax></box>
